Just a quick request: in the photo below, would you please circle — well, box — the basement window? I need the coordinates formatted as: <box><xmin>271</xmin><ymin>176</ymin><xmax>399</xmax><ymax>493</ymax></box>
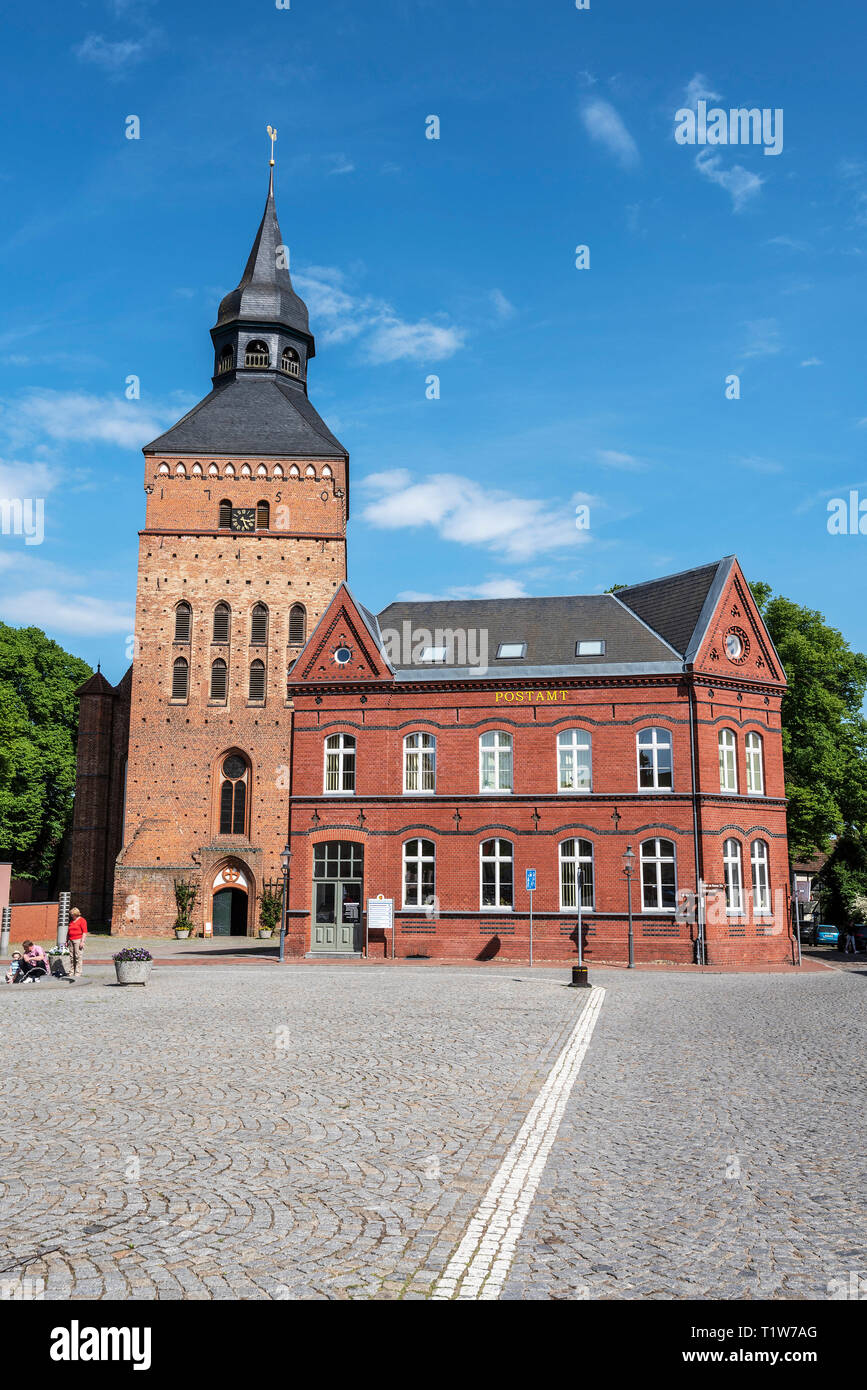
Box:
<box><xmin>576</xmin><ymin>640</ymin><xmax>605</xmax><ymax>657</ymax></box>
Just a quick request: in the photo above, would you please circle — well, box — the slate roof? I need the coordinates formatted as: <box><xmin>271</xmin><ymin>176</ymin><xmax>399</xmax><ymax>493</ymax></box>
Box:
<box><xmin>143</xmin><ymin>373</ymin><xmax>347</xmax><ymax>459</ymax></box>
<box><xmin>616</xmin><ymin>557</ymin><xmax>734</xmax><ymax>657</ymax></box>
<box><xmin>376</xmin><ymin>593</ymin><xmax>681</xmax><ymax>679</ymax></box>
<box><xmin>215</xmin><ymin>186</ymin><xmax>311</xmax><ymax>341</ymax></box>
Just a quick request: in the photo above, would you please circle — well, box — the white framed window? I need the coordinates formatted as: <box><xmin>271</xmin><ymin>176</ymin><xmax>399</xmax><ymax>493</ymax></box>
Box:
<box><xmin>746</xmin><ymin>732</ymin><xmax>765</xmax><ymax>796</ymax></box>
<box><xmin>751</xmin><ymin>840</ymin><xmax>771</xmax><ymax>914</ymax></box>
<box><xmin>576</xmin><ymin>639</ymin><xmax>605</xmax><ymax>656</ymax></box>
<box><xmin>557</xmin><ymin>729</ymin><xmax>592</xmax><ymax>792</ymax></box>
<box><xmin>559</xmin><ymin>839</ymin><xmax>594</xmax><ymax>909</ymax></box>
<box><xmin>479</xmin><ymin>730</ymin><xmax>513</xmax><ymax>792</ymax></box>
<box><xmin>496</xmin><ymin>642</ymin><xmax>526</xmax><ymax>660</ymax></box>
<box><xmin>418</xmin><ymin>645</ymin><xmax>447</xmax><ymax>663</ymax></box>
<box><xmin>637</xmin><ymin>727</ymin><xmax>673</xmax><ymax>790</ymax></box>
<box><xmin>640</xmin><ymin>838</ymin><xmax>677</xmax><ymax>911</ymax></box>
<box><xmin>723</xmin><ymin>838</ymin><xmax>744</xmax><ymax>914</ymax></box>
<box><xmin>480</xmin><ymin>838</ymin><xmax>513</xmax><ymax>909</ymax></box>
<box><xmin>403</xmin><ymin>838</ymin><xmax>436</xmax><ymax>909</ymax></box>
<box><xmin>404</xmin><ymin>732</ymin><xmax>436</xmax><ymax>793</ymax></box>
<box><xmin>718</xmin><ymin>729</ymin><xmax>738</xmax><ymax>793</ymax></box>
<box><xmin>324</xmin><ymin>733</ymin><xmax>356</xmax><ymax>794</ymax></box>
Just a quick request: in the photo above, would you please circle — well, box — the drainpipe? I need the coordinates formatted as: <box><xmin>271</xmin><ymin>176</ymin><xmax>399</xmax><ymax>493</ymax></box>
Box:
<box><xmin>685</xmin><ymin>666</ymin><xmax>705</xmax><ymax>965</ymax></box>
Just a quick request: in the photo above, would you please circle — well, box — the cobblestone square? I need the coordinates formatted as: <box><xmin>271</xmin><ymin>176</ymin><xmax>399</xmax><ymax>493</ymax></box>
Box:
<box><xmin>1</xmin><ymin>962</ymin><xmax>864</xmax><ymax>1300</ymax></box>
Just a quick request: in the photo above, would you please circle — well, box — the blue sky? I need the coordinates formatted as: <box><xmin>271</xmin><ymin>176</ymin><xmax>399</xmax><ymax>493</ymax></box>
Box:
<box><xmin>0</xmin><ymin>0</ymin><xmax>865</xmax><ymax>682</ymax></box>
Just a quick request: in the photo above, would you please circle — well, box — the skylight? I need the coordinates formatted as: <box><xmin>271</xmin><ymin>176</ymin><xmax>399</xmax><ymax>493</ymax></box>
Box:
<box><xmin>496</xmin><ymin>642</ymin><xmax>526</xmax><ymax>659</ymax></box>
<box><xmin>576</xmin><ymin>639</ymin><xmax>605</xmax><ymax>656</ymax></box>
<box><xmin>418</xmin><ymin>645</ymin><xmax>448</xmax><ymax>662</ymax></box>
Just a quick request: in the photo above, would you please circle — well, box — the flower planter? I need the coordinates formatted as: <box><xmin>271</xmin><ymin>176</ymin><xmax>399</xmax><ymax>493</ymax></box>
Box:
<box><xmin>174</xmin><ymin>929</ymin><xmax>192</xmax><ymax>939</ymax></box>
<box><xmin>115</xmin><ymin>959</ymin><xmax>152</xmax><ymax>986</ymax></box>
<box><xmin>258</xmin><ymin>929</ymin><xmax>273</xmax><ymax>939</ymax></box>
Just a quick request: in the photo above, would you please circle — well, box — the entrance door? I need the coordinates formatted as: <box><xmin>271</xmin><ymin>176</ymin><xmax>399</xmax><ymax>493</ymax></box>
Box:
<box><xmin>213</xmin><ymin>886</ymin><xmax>248</xmax><ymax>936</ymax></box>
<box><xmin>311</xmin><ymin>841</ymin><xmax>364</xmax><ymax>952</ymax></box>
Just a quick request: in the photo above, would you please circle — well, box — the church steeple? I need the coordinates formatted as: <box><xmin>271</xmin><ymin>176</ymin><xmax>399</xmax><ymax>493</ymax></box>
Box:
<box><xmin>210</xmin><ymin>130</ymin><xmax>315</xmax><ymax>390</ymax></box>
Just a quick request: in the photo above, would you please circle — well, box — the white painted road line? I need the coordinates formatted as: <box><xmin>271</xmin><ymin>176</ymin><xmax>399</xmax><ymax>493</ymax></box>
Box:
<box><xmin>432</xmin><ymin>984</ymin><xmax>606</xmax><ymax>1301</ymax></box>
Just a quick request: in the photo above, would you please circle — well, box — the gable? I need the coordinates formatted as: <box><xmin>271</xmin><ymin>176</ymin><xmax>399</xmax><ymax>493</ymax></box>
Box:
<box><xmin>291</xmin><ymin>586</ymin><xmax>394</xmax><ymax>684</ymax></box>
<box><xmin>689</xmin><ymin>563</ymin><xmax>784</xmax><ymax>684</ymax></box>
<box><xmin>617</xmin><ymin>561</ymin><xmax>724</xmax><ymax>655</ymax></box>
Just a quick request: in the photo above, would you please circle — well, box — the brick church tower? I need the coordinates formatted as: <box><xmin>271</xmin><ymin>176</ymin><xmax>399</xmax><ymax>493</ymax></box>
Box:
<box><xmin>77</xmin><ymin>163</ymin><xmax>349</xmax><ymax>934</ymax></box>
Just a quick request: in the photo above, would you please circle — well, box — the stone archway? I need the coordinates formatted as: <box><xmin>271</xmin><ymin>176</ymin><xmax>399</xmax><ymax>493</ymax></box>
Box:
<box><xmin>211</xmin><ymin>863</ymin><xmax>251</xmax><ymax>936</ymax></box>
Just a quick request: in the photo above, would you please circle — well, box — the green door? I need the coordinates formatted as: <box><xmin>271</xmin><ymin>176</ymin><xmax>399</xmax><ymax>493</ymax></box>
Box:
<box><xmin>312</xmin><ymin>842</ymin><xmax>363</xmax><ymax>952</ymax></box>
<box><xmin>213</xmin><ymin>889</ymin><xmax>233</xmax><ymax>936</ymax></box>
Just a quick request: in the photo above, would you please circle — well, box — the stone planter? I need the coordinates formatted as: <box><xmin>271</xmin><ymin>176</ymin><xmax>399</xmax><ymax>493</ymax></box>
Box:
<box><xmin>258</xmin><ymin>929</ymin><xmax>273</xmax><ymax>939</ymax></box>
<box><xmin>174</xmin><ymin>928</ymin><xmax>192</xmax><ymax>939</ymax></box>
<box><xmin>115</xmin><ymin>960</ymin><xmax>152</xmax><ymax>986</ymax></box>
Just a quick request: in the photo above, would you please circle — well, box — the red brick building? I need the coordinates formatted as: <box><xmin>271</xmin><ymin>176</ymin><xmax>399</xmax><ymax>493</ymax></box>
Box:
<box><xmin>70</xmin><ymin>171</ymin><xmax>795</xmax><ymax>965</ymax></box>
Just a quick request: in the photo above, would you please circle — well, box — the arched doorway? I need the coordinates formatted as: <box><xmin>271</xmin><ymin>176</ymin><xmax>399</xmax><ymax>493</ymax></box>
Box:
<box><xmin>212</xmin><ymin>864</ymin><xmax>250</xmax><ymax>936</ymax></box>
<box><xmin>312</xmin><ymin>841</ymin><xmax>364</xmax><ymax>953</ymax></box>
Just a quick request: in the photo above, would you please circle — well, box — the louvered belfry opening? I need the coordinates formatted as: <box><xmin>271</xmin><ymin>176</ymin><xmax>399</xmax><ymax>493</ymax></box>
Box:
<box><xmin>171</xmin><ymin>657</ymin><xmax>189</xmax><ymax>701</ymax></box>
<box><xmin>256</xmin><ymin>499</ymin><xmax>269</xmax><ymax>529</ymax></box>
<box><xmin>288</xmin><ymin>603</ymin><xmax>306</xmax><ymax>645</ymax></box>
<box><xmin>218</xmin><ymin>499</ymin><xmax>232</xmax><ymax>528</ymax></box>
<box><xmin>250</xmin><ymin>603</ymin><xmax>268</xmax><ymax>645</ymax></box>
<box><xmin>249</xmin><ymin>660</ymin><xmax>266</xmax><ymax>701</ymax></box>
<box><xmin>213</xmin><ymin>603</ymin><xmax>230</xmax><ymax>644</ymax></box>
<box><xmin>174</xmin><ymin>602</ymin><xmax>192</xmax><ymax>644</ymax></box>
<box><xmin>210</xmin><ymin>658</ymin><xmax>228</xmax><ymax>702</ymax></box>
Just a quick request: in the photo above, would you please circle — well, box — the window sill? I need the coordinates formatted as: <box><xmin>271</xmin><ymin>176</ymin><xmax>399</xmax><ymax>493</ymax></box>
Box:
<box><xmin>403</xmin><ymin>790</ymin><xmax>436</xmax><ymax>797</ymax></box>
<box><xmin>480</xmin><ymin>905</ymin><xmax>514</xmax><ymax>912</ymax></box>
<box><xmin>558</xmin><ymin>788</ymin><xmax>591</xmax><ymax>794</ymax></box>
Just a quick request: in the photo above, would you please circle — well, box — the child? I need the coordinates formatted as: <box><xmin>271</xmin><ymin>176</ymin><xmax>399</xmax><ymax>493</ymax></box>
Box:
<box><xmin>5</xmin><ymin>952</ymin><xmax>22</xmax><ymax>985</ymax></box>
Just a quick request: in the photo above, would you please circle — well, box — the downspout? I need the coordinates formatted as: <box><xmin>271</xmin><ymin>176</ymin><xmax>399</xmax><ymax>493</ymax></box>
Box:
<box><xmin>685</xmin><ymin>664</ymin><xmax>705</xmax><ymax>964</ymax></box>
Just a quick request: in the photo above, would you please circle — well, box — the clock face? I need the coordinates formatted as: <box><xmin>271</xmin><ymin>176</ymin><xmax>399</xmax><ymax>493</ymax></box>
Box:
<box><xmin>231</xmin><ymin>507</ymin><xmax>256</xmax><ymax>532</ymax></box>
<box><xmin>724</xmin><ymin>627</ymin><xmax>749</xmax><ymax>664</ymax></box>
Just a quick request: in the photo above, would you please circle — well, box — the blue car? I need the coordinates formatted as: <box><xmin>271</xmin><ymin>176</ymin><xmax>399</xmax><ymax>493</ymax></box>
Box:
<box><xmin>815</xmin><ymin>925</ymin><xmax>839</xmax><ymax>947</ymax></box>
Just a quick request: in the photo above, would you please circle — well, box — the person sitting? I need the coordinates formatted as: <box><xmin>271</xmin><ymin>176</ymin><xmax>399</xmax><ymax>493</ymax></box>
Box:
<box><xmin>4</xmin><ymin>952</ymin><xmax>22</xmax><ymax>984</ymax></box>
<box><xmin>16</xmin><ymin>940</ymin><xmax>50</xmax><ymax>983</ymax></box>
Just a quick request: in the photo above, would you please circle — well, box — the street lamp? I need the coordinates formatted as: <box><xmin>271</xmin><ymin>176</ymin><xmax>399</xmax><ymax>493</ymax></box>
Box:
<box><xmin>279</xmin><ymin>843</ymin><xmax>292</xmax><ymax>963</ymax></box>
<box><xmin>622</xmin><ymin>844</ymin><xmax>636</xmax><ymax>970</ymax></box>
<box><xmin>569</xmin><ymin>866</ymin><xmax>590</xmax><ymax>988</ymax></box>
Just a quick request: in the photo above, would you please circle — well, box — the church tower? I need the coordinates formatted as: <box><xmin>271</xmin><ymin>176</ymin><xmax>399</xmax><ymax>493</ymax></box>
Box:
<box><xmin>112</xmin><ymin>153</ymin><xmax>348</xmax><ymax>935</ymax></box>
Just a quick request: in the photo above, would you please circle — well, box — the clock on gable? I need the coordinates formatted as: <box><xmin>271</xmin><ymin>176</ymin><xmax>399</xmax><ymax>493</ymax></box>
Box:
<box><xmin>231</xmin><ymin>507</ymin><xmax>256</xmax><ymax>532</ymax></box>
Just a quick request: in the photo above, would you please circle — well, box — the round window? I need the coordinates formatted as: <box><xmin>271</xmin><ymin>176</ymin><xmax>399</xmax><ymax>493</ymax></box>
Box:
<box><xmin>223</xmin><ymin>755</ymin><xmax>246</xmax><ymax>779</ymax></box>
<box><xmin>334</xmin><ymin>646</ymin><xmax>352</xmax><ymax>665</ymax></box>
<box><xmin>724</xmin><ymin>628</ymin><xmax>750</xmax><ymax>664</ymax></box>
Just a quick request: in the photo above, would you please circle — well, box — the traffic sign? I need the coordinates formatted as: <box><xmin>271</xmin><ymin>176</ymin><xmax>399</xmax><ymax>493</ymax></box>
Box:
<box><xmin>526</xmin><ymin>869</ymin><xmax>536</xmax><ymax>892</ymax></box>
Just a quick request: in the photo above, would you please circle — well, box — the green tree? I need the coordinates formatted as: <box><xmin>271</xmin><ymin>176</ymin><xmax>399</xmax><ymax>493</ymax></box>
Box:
<box><xmin>814</xmin><ymin>831</ymin><xmax>867</xmax><ymax>929</ymax></box>
<box><xmin>0</xmin><ymin>624</ymin><xmax>92</xmax><ymax>883</ymax></box>
<box><xmin>749</xmin><ymin>583</ymin><xmax>867</xmax><ymax>857</ymax></box>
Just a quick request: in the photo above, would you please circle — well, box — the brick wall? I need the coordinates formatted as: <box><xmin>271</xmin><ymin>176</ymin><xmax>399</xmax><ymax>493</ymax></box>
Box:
<box><xmin>9</xmin><ymin>902</ymin><xmax>58</xmax><ymax>944</ymax></box>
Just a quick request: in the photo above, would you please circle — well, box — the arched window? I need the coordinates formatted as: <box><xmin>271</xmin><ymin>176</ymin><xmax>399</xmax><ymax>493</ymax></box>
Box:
<box><xmin>640</xmin><ymin>838</ymin><xmax>677</xmax><ymax>911</ymax></box>
<box><xmin>158</xmin><ymin>462</ymin><xmax>170</xmax><ymax>475</ymax></box>
<box><xmin>257</xmin><ymin>464</ymin><xmax>268</xmax><ymax>477</ymax></box>
<box><xmin>175</xmin><ymin>463</ymin><xmax>186</xmax><ymax>476</ymax></box>
<box><xmin>281</xmin><ymin>346</ymin><xmax>300</xmax><ymax>377</ymax></box>
<box><xmin>288</xmin><ymin>603</ymin><xmax>307</xmax><ymax>646</ymax></box>
<box><xmin>718</xmin><ymin>729</ymin><xmax>738</xmax><ymax>793</ymax></box>
<box><xmin>480</xmin><ymin>839</ymin><xmax>513</xmax><ymax>909</ymax></box>
<box><xmin>746</xmin><ymin>732</ymin><xmax>765</xmax><ymax>796</ymax></box>
<box><xmin>479</xmin><ymin>731</ymin><xmax>513</xmax><ymax>792</ymax></box>
<box><xmin>173</xmin><ymin>602</ymin><xmax>191</xmax><ymax>644</ymax></box>
<box><xmin>324</xmin><ymin>733</ymin><xmax>356</xmax><ymax>793</ymax></box>
<box><xmin>208</xmin><ymin>463</ymin><xmax>219</xmax><ymax>477</ymax></box>
<box><xmin>240</xmin><ymin>463</ymin><xmax>252</xmax><ymax>478</ymax></box>
<box><xmin>322</xmin><ymin>466</ymin><xmax>332</xmax><ymax>479</ymax></box>
<box><xmin>559</xmin><ymin>839</ymin><xmax>594</xmax><ymax>910</ymax></box>
<box><xmin>273</xmin><ymin>465</ymin><xmax>284</xmax><ymax>479</ymax></box>
<box><xmin>212</xmin><ymin>603</ymin><xmax>230</xmax><ymax>644</ymax></box>
<box><xmin>256</xmin><ymin>499</ymin><xmax>270</xmax><ymax>530</ymax></box>
<box><xmin>305</xmin><ymin>465</ymin><xmax>316</xmax><ymax>478</ymax></box>
<box><xmin>248</xmin><ymin>659</ymin><xmax>266</xmax><ymax>701</ymax></box>
<box><xmin>404</xmin><ymin>732</ymin><xmax>436</xmax><ymax>793</ymax></box>
<box><xmin>557</xmin><ymin>729</ymin><xmax>592</xmax><ymax>792</ymax></box>
<box><xmin>225</xmin><ymin>463</ymin><xmax>235</xmax><ymax>477</ymax></box>
<box><xmin>723</xmin><ymin>839</ymin><xmax>744</xmax><ymax>914</ymax></box>
<box><xmin>218</xmin><ymin>499</ymin><xmax>232</xmax><ymax>528</ymax></box>
<box><xmin>192</xmin><ymin>462</ymin><xmax>203</xmax><ymax>476</ymax></box>
<box><xmin>244</xmin><ymin>339</ymin><xmax>270</xmax><ymax>368</ymax></box>
<box><xmin>637</xmin><ymin>728</ymin><xmax>673</xmax><ymax>790</ymax></box>
<box><xmin>250</xmin><ymin>603</ymin><xmax>269</xmax><ymax>646</ymax></box>
<box><xmin>210</xmin><ymin>658</ymin><xmax>228</xmax><ymax>703</ymax></box>
<box><xmin>403</xmin><ymin>839</ymin><xmax>436</xmax><ymax>909</ymax></box>
<box><xmin>289</xmin><ymin>465</ymin><xmax>300</xmax><ymax>477</ymax></box>
<box><xmin>218</xmin><ymin>753</ymin><xmax>248</xmax><ymax>835</ymax></box>
<box><xmin>218</xmin><ymin>345</ymin><xmax>234</xmax><ymax>375</ymax></box>
<box><xmin>751</xmin><ymin>840</ymin><xmax>771</xmax><ymax>914</ymax></box>
<box><xmin>171</xmin><ymin>656</ymin><xmax>189</xmax><ymax>702</ymax></box>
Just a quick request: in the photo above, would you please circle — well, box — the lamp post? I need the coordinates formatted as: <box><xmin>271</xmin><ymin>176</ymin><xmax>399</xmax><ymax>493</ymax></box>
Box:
<box><xmin>279</xmin><ymin>843</ymin><xmax>292</xmax><ymax>964</ymax></box>
<box><xmin>622</xmin><ymin>844</ymin><xmax>636</xmax><ymax>969</ymax></box>
<box><xmin>569</xmin><ymin>866</ymin><xmax>590</xmax><ymax>988</ymax></box>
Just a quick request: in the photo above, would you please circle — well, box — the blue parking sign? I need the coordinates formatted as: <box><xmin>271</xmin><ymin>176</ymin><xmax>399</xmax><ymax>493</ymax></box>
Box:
<box><xmin>526</xmin><ymin>869</ymin><xmax>536</xmax><ymax>892</ymax></box>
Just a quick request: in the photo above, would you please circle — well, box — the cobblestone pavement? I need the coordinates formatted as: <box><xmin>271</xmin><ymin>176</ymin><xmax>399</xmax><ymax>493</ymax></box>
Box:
<box><xmin>1</xmin><ymin>963</ymin><xmax>864</xmax><ymax>1300</ymax></box>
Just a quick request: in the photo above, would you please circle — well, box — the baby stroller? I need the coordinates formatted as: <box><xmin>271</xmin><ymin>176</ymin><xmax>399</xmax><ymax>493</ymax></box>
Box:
<box><xmin>16</xmin><ymin>959</ymin><xmax>49</xmax><ymax>984</ymax></box>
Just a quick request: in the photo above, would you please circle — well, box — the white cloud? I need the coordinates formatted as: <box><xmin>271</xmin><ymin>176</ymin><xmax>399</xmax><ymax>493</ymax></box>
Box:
<box><xmin>695</xmin><ymin>150</ymin><xmax>763</xmax><ymax>211</ymax></box>
<box><xmin>683</xmin><ymin>73</ymin><xmax>721</xmax><ymax>107</ymax></box>
<box><xmin>0</xmin><ymin>588</ymin><xmax>133</xmax><ymax>636</ymax></box>
<box><xmin>580</xmin><ymin>99</ymin><xmax>639</xmax><ymax>169</ymax></box>
<box><xmin>740</xmin><ymin>318</ymin><xmax>782</xmax><ymax>359</ymax></box>
<box><xmin>737</xmin><ymin>455</ymin><xmax>785</xmax><ymax>475</ymax></box>
<box><xmin>596</xmin><ymin>448</ymin><xmax>646</xmax><ymax>472</ymax></box>
<box><xmin>0</xmin><ymin>390</ymin><xmax>179</xmax><ymax>449</ymax></box>
<box><xmin>327</xmin><ymin>154</ymin><xmax>355</xmax><ymax>176</ymax></box>
<box><xmin>72</xmin><ymin>34</ymin><xmax>150</xmax><ymax>73</ymax></box>
<box><xmin>0</xmin><ymin>457</ymin><xmax>61</xmax><ymax>497</ymax></box>
<box><xmin>801</xmin><ymin>357</ymin><xmax>823</xmax><ymax>367</ymax></box>
<box><xmin>294</xmin><ymin>267</ymin><xmax>465</xmax><ymax>363</ymax></box>
<box><xmin>767</xmin><ymin>235</ymin><xmax>810</xmax><ymax>251</ymax></box>
<box><xmin>358</xmin><ymin>470</ymin><xmax>585</xmax><ymax>561</ymax></box>
<box><xmin>397</xmin><ymin>577</ymin><xmax>530</xmax><ymax>601</ymax></box>
<box><xmin>490</xmin><ymin>289</ymin><xmax>516</xmax><ymax>321</ymax></box>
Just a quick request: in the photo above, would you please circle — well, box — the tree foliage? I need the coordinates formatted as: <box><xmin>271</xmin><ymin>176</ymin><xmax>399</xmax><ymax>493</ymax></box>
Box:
<box><xmin>0</xmin><ymin>624</ymin><xmax>92</xmax><ymax>882</ymax></box>
<box><xmin>750</xmin><ymin>582</ymin><xmax>867</xmax><ymax>857</ymax></box>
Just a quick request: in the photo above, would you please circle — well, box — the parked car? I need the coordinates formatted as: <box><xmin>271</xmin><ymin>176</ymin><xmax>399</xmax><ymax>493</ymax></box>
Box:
<box><xmin>813</xmin><ymin>924</ymin><xmax>840</xmax><ymax>948</ymax></box>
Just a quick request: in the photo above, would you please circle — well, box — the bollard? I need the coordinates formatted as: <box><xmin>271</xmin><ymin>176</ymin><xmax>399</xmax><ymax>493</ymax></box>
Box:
<box><xmin>0</xmin><ymin>905</ymin><xmax>10</xmax><ymax>959</ymax></box>
<box><xmin>569</xmin><ymin>963</ymin><xmax>590</xmax><ymax>988</ymax></box>
<box><xmin>57</xmin><ymin>891</ymin><xmax>71</xmax><ymax>952</ymax></box>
